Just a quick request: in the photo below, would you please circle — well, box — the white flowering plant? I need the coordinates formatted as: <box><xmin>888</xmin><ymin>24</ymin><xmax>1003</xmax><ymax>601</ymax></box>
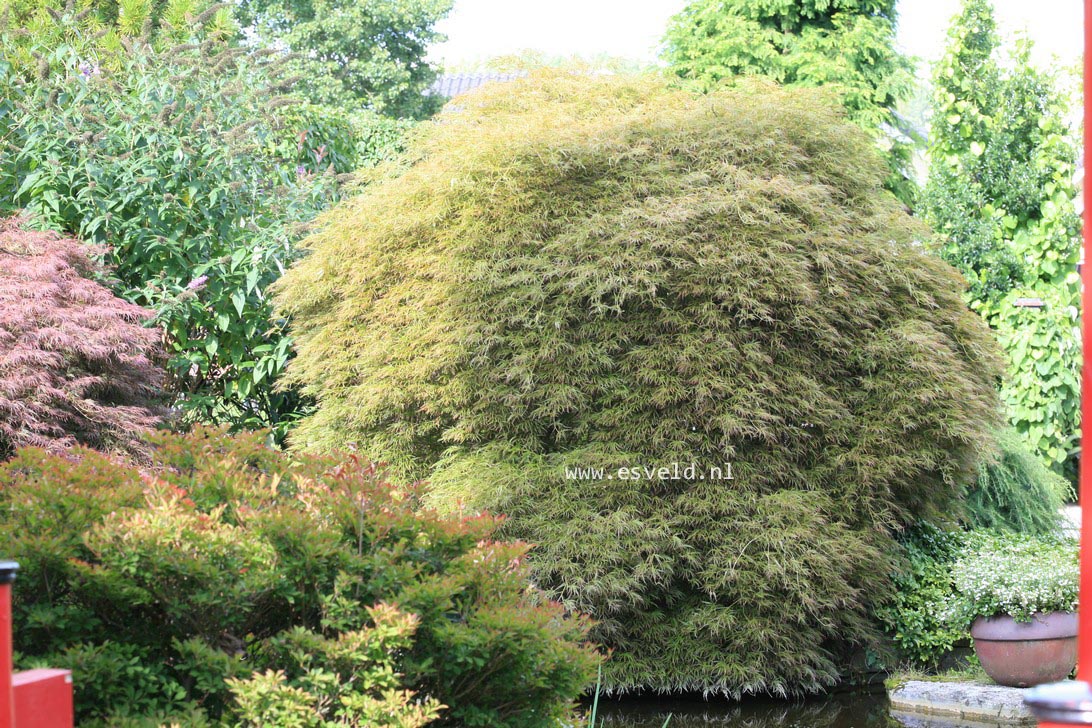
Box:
<box><xmin>944</xmin><ymin>532</ymin><xmax>1078</xmax><ymax>626</ymax></box>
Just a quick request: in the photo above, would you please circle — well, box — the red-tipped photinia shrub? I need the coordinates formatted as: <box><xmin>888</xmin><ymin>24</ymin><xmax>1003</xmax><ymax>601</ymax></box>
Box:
<box><xmin>0</xmin><ymin>428</ymin><xmax>599</xmax><ymax>726</ymax></box>
<box><xmin>0</xmin><ymin>217</ymin><xmax>164</xmax><ymax>458</ymax></box>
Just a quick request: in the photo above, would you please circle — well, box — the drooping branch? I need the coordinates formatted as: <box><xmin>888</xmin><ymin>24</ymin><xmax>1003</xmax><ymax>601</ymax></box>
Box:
<box><xmin>0</xmin><ymin>217</ymin><xmax>166</xmax><ymax>459</ymax></box>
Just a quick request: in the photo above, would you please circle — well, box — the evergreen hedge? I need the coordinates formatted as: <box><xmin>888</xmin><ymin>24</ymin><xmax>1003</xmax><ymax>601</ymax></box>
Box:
<box><xmin>275</xmin><ymin>72</ymin><xmax>1005</xmax><ymax>696</ymax></box>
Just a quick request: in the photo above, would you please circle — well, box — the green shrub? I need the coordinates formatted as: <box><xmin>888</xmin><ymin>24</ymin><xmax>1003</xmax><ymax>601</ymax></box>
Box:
<box><xmin>226</xmin><ymin>604</ymin><xmax>443</xmax><ymax>727</ymax></box>
<box><xmin>965</xmin><ymin>428</ymin><xmax>1071</xmax><ymax>534</ymax></box>
<box><xmin>274</xmin><ymin>72</ymin><xmax>1005</xmax><ymax>696</ymax></box>
<box><xmin>879</xmin><ymin>522</ymin><xmax>1075</xmax><ymax>667</ymax></box>
<box><xmin>0</xmin><ymin>18</ymin><xmax>348</xmax><ymax>442</ymax></box>
<box><xmin>0</xmin><ymin>429</ymin><xmax>598</xmax><ymax>726</ymax></box>
<box><xmin>265</xmin><ymin>105</ymin><xmax>413</xmax><ymax>177</ymax></box>
<box><xmin>875</xmin><ymin>523</ymin><xmax>967</xmax><ymax>666</ymax></box>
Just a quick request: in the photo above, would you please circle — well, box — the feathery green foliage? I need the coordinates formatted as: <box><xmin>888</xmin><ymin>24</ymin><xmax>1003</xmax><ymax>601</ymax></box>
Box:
<box><xmin>275</xmin><ymin>72</ymin><xmax>1004</xmax><ymax>696</ymax></box>
<box><xmin>661</xmin><ymin>0</ymin><xmax>917</xmax><ymax>205</ymax></box>
<box><xmin>965</xmin><ymin>428</ymin><xmax>1070</xmax><ymax>535</ymax></box>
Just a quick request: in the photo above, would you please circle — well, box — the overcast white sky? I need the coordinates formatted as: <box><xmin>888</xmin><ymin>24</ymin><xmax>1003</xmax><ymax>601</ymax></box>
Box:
<box><xmin>427</xmin><ymin>0</ymin><xmax>1084</xmax><ymax>73</ymax></box>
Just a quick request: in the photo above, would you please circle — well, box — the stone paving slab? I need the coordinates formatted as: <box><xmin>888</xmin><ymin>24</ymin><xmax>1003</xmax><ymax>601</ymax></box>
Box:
<box><xmin>888</xmin><ymin>680</ymin><xmax>1036</xmax><ymax>726</ymax></box>
<box><xmin>892</xmin><ymin>709</ymin><xmax>1029</xmax><ymax>728</ymax></box>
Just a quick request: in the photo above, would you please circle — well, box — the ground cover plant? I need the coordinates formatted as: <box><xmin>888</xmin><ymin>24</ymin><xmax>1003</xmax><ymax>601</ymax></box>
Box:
<box><xmin>0</xmin><ymin>428</ymin><xmax>598</xmax><ymax>726</ymax></box>
<box><xmin>0</xmin><ymin>217</ymin><xmax>163</xmax><ymax>459</ymax></box>
<box><xmin>275</xmin><ymin>71</ymin><xmax>1005</xmax><ymax>696</ymax></box>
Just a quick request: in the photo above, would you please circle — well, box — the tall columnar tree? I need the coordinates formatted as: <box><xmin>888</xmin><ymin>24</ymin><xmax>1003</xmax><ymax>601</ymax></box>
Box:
<box><xmin>662</xmin><ymin>0</ymin><xmax>917</xmax><ymax>205</ymax></box>
<box><xmin>924</xmin><ymin>0</ymin><xmax>1081</xmax><ymax>477</ymax></box>
<box><xmin>0</xmin><ymin>218</ymin><xmax>163</xmax><ymax>459</ymax></box>
<box><xmin>234</xmin><ymin>0</ymin><xmax>453</xmax><ymax>118</ymax></box>
<box><xmin>275</xmin><ymin>72</ymin><xmax>1004</xmax><ymax>696</ymax></box>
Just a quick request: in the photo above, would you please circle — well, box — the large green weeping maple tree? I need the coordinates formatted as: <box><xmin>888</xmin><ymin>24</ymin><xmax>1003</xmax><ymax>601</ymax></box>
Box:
<box><xmin>275</xmin><ymin>72</ymin><xmax>1003</xmax><ymax>696</ymax></box>
<box><xmin>662</xmin><ymin>0</ymin><xmax>917</xmax><ymax>205</ymax></box>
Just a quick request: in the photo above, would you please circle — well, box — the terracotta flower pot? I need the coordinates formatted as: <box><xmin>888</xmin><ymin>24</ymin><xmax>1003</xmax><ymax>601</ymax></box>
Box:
<box><xmin>970</xmin><ymin>611</ymin><xmax>1077</xmax><ymax>687</ymax></box>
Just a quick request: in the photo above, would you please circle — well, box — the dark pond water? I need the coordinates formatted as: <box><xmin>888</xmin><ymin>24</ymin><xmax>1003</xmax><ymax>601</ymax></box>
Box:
<box><xmin>590</xmin><ymin>691</ymin><xmax>999</xmax><ymax>728</ymax></box>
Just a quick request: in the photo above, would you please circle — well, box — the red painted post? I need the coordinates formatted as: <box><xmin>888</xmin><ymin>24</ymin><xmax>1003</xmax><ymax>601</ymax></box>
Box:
<box><xmin>0</xmin><ymin>562</ymin><xmax>75</xmax><ymax>728</ymax></box>
<box><xmin>1081</xmin><ymin>0</ymin><xmax>1092</xmax><ymax>685</ymax></box>
<box><xmin>1024</xmin><ymin>0</ymin><xmax>1092</xmax><ymax>723</ymax></box>
<box><xmin>0</xmin><ymin>563</ymin><xmax>15</xmax><ymax>728</ymax></box>
<box><xmin>12</xmin><ymin>669</ymin><xmax>73</xmax><ymax>727</ymax></box>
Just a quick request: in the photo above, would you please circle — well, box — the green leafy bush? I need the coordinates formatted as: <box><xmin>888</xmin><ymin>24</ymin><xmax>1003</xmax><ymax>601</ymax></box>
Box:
<box><xmin>0</xmin><ymin>21</ymin><xmax>342</xmax><ymax>442</ymax></box>
<box><xmin>0</xmin><ymin>429</ymin><xmax>598</xmax><ymax>726</ymax></box>
<box><xmin>945</xmin><ymin>532</ymin><xmax>1078</xmax><ymax>625</ymax></box>
<box><xmin>879</xmin><ymin>521</ymin><xmax>1074</xmax><ymax>667</ymax></box>
<box><xmin>265</xmin><ymin>105</ymin><xmax>414</xmax><ymax>177</ymax></box>
<box><xmin>875</xmin><ymin>524</ymin><xmax>967</xmax><ymax>666</ymax></box>
<box><xmin>226</xmin><ymin>604</ymin><xmax>443</xmax><ymax>727</ymax></box>
<box><xmin>993</xmin><ymin>287</ymin><xmax>1081</xmax><ymax>477</ymax></box>
<box><xmin>877</xmin><ymin>427</ymin><xmax>1069</xmax><ymax>666</ymax></box>
<box><xmin>275</xmin><ymin>72</ymin><xmax>1004</xmax><ymax>696</ymax></box>
<box><xmin>924</xmin><ymin>0</ymin><xmax>1081</xmax><ymax>475</ymax></box>
<box><xmin>965</xmin><ymin>428</ymin><xmax>1071</xmax><ymax>534</ymax></box>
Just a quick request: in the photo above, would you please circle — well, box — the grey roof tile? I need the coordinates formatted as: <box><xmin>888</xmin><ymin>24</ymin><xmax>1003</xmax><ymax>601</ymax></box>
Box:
<box><xmin>426</xmin><ymin>72</ymin><xmax>527</xmax><ymax>98</ymax></box>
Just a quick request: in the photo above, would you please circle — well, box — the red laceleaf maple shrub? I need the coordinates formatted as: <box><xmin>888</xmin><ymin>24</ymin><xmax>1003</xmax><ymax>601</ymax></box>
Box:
<box><xmin>0</xmin><ymin>217</ymin><xmax>164</xmax><ymax>458</ymax></box>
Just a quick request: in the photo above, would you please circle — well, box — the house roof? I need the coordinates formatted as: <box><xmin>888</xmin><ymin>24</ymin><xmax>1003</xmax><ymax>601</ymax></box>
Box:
<box><xmin>425</xmin><ymin>72</ymin><xmax>527</xmax><ymax>99</ymax></box>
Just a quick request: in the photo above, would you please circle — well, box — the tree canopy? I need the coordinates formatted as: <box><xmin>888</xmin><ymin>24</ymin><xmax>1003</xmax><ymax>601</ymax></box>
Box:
<box><xmin>235</xmin><ymin>0</ymin><xmax>453</xmax><ymax>118</ymax></box>
<box><xmin>923</xmin><ymin>0</ymin><xmax>1081</xmax><ymax>476</ymax></box>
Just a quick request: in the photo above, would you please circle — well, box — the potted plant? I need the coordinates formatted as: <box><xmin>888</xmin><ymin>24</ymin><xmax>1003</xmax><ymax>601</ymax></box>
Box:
<box><xmin>945</xmin><ymin>533</ymin><xmax>1078</xmax><ymax>687</ymax></box>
